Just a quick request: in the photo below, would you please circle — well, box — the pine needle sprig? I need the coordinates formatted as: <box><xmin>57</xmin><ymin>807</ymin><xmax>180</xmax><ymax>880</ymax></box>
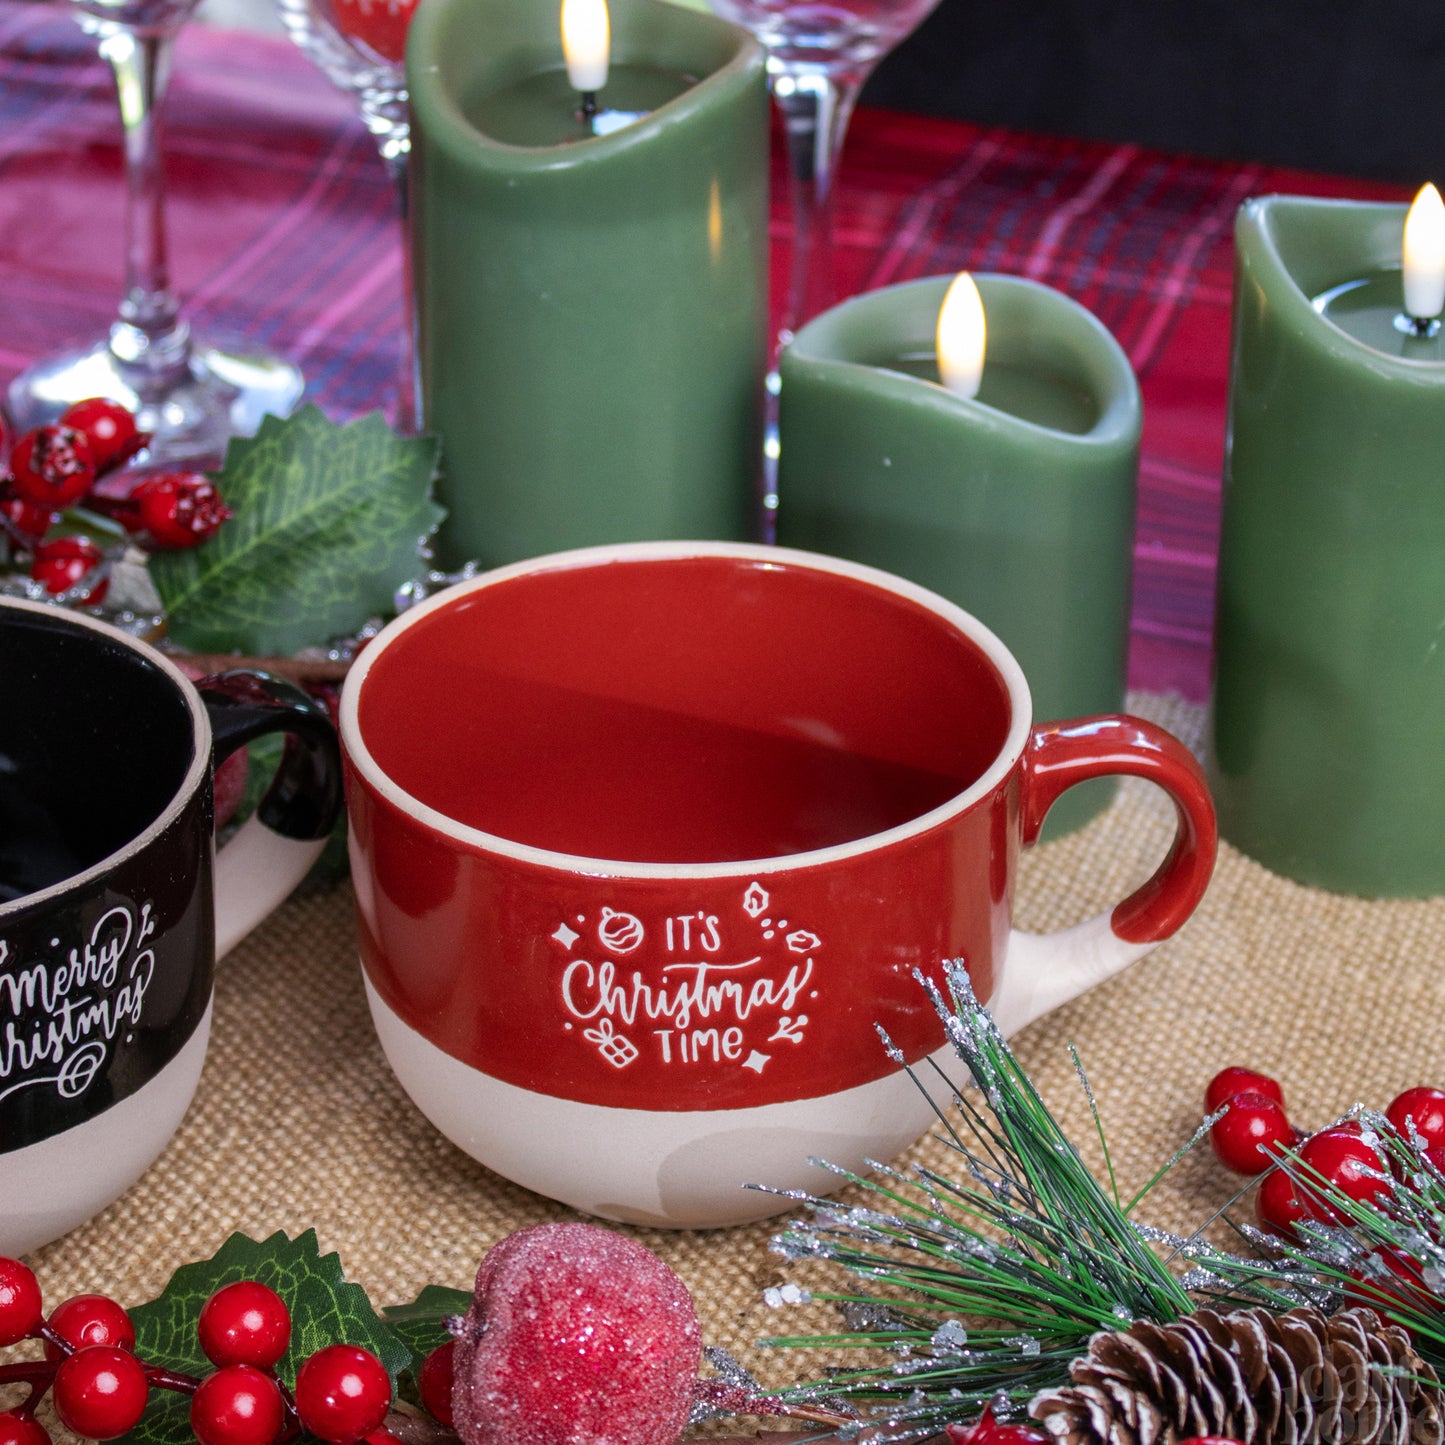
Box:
<box><xmin>761</xmin><ymin>962</ymin><xmax>1200</xmax><ymax>1437</ymax></box>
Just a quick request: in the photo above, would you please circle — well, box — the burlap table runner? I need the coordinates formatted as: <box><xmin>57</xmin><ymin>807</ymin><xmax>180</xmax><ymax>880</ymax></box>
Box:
<box><xmin>18</xmin><ymin>694</ymin><xmax>1445</xmax><ymax>1425</ymax></box>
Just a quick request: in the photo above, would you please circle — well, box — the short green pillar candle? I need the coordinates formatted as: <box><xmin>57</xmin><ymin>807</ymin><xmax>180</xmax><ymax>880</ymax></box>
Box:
<box><xmin>1210</xmin><ymin>194</ymin><xmax>1445</xmax><ymax>897</ymax></box>
<box><xmin>776</xmin><ymin>274</ymin><xmax>1141</xmax><ymax>837</ymax></box>
<box><xmin>407</xmin><ymin>0</ymin><xmax>769</xmax><ymax>570</ymax></box>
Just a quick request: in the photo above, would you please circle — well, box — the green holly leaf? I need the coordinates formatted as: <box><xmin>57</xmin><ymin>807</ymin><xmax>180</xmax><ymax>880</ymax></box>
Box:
<box><xmin>383</xmin><ymin>1284</ymin><xmax>472</xmax><ymax>1362</ymax></box>
<box><xmin>121</xmin><ymin>1229</ymin><xmax>413</xmax><ymax>1445</ymax></box>
<box><xmin>150</xmin><ymin>407</ymin><xmax>444</xmax><ymax>655</ymax></box>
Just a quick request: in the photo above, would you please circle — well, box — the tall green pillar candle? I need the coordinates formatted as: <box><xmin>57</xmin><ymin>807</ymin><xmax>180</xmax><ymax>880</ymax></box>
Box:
<box><xmin>1210</xmin><ymin>194</ymin><xmax>1445</xmax><ymax>897</ymax></box>
<box><xmin>776</xmin><ymin>274</ymin><xmax>1141</xmax><ymax>837</ymax></box>
<box><xmin>407</xmin><ymin>0</ymin><xmax>769</xmax><ymax>569</ymax></box>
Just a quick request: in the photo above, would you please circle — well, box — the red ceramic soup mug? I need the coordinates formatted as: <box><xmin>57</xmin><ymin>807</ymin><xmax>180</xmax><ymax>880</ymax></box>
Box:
<box><xmin>341</xmin><ymin>543</ymin><xmax>1215</xmax><ymax>1227</ymax></box>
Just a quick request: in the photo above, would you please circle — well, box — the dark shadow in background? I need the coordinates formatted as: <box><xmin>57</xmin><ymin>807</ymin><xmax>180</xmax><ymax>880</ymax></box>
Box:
<box><xmin>864</xmin><ymin>0</ymin><xmax>1445</xmax><ymax>182</ymax></box>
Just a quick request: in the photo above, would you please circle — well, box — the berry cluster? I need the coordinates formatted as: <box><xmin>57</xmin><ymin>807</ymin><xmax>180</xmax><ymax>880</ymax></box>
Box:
<box><xmin>1206</xmin><ymin>1068</ymin><xmax>1445</xmax><ymax>1241</ymax></box>
<box><xmin>0</xmin><ymin>1259</ymin><xmax>397</xmax><ymax>1445</ymax></box>
<box><xmin>0</xmin><ymin>399</ymin><xmax>231</xmax><ymax>606</ymax></box>
<box><xmin>1205</xmin><ymin>1066</ymin><xmax>1298</xmax><ymax>1175</ymax></box>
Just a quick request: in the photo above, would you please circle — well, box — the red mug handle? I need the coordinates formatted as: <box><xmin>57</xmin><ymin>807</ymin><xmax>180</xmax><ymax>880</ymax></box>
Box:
<box><xmin>986</xmin><ymin>714</ymin><xmax>1217</xmax><ymax>1036</ymax></box>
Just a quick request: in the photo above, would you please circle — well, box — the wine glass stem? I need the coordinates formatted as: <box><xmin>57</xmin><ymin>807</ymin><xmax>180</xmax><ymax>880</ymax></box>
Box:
<box><xmin>383</xmin><ymin>149</ymin><xmax>421</xmax><ymax>435</ymax></box>
<box><xmin>770</xmin><ymin>66</ymin><xmax>863</xmax><ymax>353</ymax></box>
<box><xmin>98</xmin><ymin>23</ymin><xmax>192</xmax><ymax>387</ymax></box>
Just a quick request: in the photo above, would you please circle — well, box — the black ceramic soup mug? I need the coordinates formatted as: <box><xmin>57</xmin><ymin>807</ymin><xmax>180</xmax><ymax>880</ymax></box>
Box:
<box><xmin>0</xmin><ymin>598</ymin><xmax>341</xmax><ymax>1255</ymax></box>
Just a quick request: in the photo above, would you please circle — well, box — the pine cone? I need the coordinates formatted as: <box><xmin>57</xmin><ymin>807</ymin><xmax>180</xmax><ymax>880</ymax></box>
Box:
<box><xmin>1028</xmin><ymin>1304</ymin><xmax>1445</xmax><ymax>1445</ymax></box>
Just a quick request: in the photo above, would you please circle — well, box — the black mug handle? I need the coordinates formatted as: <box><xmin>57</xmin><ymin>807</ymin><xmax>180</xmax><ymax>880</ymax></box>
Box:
<box><xmin>196</xmin><ymin>671</ymin><xmax>343</xmax><ymax>957</ymax></box>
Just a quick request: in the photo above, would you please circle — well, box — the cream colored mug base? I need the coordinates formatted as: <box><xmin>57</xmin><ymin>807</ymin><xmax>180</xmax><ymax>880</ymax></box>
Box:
<box><xmin>0</xmin><ymin>1003</ymin><xmax>212</xmax><ymax>1257</ymax></box>
<box><xmin>364</xmin><ymin>973</ymin><xmax>964</xmax><ymax>1229</ymax></box>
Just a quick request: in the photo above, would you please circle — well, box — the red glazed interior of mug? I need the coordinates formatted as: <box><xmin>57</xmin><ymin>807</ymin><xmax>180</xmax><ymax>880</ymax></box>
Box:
<box><xmin>355</xmin><ymin>551</ymin><xmax>1015</xmax><ymax>864</ymax></box>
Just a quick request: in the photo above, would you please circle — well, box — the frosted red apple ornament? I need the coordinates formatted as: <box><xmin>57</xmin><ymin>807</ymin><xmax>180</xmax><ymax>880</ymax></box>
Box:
<box><xmin>449</xmin><ymin>1223</ymin><xmax>701</xmax><ymax>1445</ymax></box>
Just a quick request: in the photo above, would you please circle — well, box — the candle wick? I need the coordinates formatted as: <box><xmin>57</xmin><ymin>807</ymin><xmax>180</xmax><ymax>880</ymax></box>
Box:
<box><xmin>1394</xmin><ymin>311</ymin><xmax>1442</xmax><ymax>339</ymax></box>
<box><xmin>580</xmin><ymin>90</ymin><xmax>599</xmax><ymax>127</ymax></box>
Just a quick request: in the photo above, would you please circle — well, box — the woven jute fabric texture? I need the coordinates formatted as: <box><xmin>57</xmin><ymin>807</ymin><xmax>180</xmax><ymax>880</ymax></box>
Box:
<box><xmin>19</xmin><ymin>695</ymin><xmax>1445</xmax><ymax>1420</ymax></box>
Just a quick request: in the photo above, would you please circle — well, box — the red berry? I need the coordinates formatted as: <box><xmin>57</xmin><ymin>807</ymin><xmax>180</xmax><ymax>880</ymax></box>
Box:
<box><xmin>53</xmin><ymin>1345</ymin><xmax>149</xmax><ymax>1440</ymax></box>
<box><xmin>8</xmin><ymin>426</ymin><xmax>96</xmax><ymax>508</ymax></box>
<box><xmin>294</xmin><ymin>1345</ymin><xmax>391</xmax><ymax>1444</ymax></box>
<box><xmin>131</xmin><ymin>472</ymin><xmax>231</xmax><ymax>549</ymax></box>
<box><xmin>1344</xmin><ymin>1246</ymin><xmax>1435</xmax><ymax>1320</ymax></box>
<box><xmin>197</xmin><ymin>1281</ymin><xmax>291</xmax><ymax>1370</ymax></box>
<box><xmin>1176</xmin><ymin>1439</ymin><xmax>1248</xmax><ymax>1445</ymax></box>
<box><xmin>0</xmin><ymin>1414</ymin><xmax>51</xmax><ymax>1445</ymax></box>
<box><xmin>191</xmin><ymin>1364</ymin><xmax>286</xmax><ymax>1445</ymax></box>
<box><xmin>452</xmin><ymin>1222</ymin><xmax>702</xmax><ymax>1445</ymax></box>
<box><xmin>417</xmin><ymin>1342</ymin><xmax>455</xmax><ymax>1428</ymax></box>
<box><xmin>946</xmin><ymin>1406</ymin><xmax>1049</xmax><ymax>1445</ymax></box>
<box><xmin>60</xmin><ymin>399</ymin><xmax>147</xmax><ymax>474</ymax></box>
<box><xmin>1296</xmin><ymin>1127</ymin><xmax>1392</xmax><ymax>1222</ymax></box>
<box><xmin>1387</xmin><ymin>1087</ymin><xmax>1445</xmax><ymax>1152</ymax></box>
<box><xmin>1256</xmin><ymin>1166</ymin><xmax>1307</xmax><ymax>1240</ymax></box>
<box><xmin>1204</xmin><ymin>1066</ymin><xmax>1285</xmax><ymax>1115</ymax></box>
<box><xmin>0</xmin><ymin>483</ymin><xmax>54</xmax><ymax>544</ymax></box>
<box><xmin>0</xmin><ymin>1259</ymin><xmax>43</xmax><ymax>1347</ymax></box>
<box><xmin>30</xmin><ymin>536</ymin><xmax>108</xmax><ymax>603</ymax></box>
<box><xmin>1210</xmin><ymin>1092</ymin><xmax>1293</xmax><ymax>1175</ymax></box>
<box><xmin>45</xmin><ymin>1294</ymin><xmax>135</xmax><ymax>1361</ymax></box>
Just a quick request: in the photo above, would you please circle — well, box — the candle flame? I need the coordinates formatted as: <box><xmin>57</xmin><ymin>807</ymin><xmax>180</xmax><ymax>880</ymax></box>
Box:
<box><xmin>1403</xmin><ymin>183</ymin><xmax>1445</xmax><ymax>320</ymax></box>
<box><xmin>561</xmin><ymin>0</ymin><xmax>609</xmax><ymax>94</ymax></box>
<box><xmin>936</xmin><ymin>272</ymin><xmax>986</xmax><ymax>399</ymax></box>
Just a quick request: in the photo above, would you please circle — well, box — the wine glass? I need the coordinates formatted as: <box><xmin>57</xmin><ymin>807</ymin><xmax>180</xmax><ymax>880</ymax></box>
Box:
<box><xmin>276</xmin><ymin>0</ymin><xmax>420</xmax><ymax>431</ymax></box>
<box><xmin>707</xmin><ymin>0</ymin><xmax>942</xmax><ymax>513</ymax></box>
<box><xmin>5</xmin><ymin>0</ymin><xmax>305</xmax><ymax>464</ymax></box>
<box><xmin>708</xmin><ymin>0</ymin><xmax>942</xmax><ymax>349</ymax></box>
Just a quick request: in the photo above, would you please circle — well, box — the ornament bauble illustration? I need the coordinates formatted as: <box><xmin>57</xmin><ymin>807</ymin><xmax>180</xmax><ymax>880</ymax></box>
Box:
<box><xmin>597</xmin><ymin>908</ymin><xmax>645</xmax><ymax>955</ymax></box>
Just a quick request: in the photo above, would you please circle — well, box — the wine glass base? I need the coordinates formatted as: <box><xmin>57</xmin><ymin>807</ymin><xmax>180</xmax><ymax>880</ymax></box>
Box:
<box><xmin>6</xmin><ymin>339</ymin><xmax>305</xmax><ymax>467</ymax></box>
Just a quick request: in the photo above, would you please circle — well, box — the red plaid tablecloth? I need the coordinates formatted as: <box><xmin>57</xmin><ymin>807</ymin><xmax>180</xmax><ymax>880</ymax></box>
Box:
<box><xmin>0</xmin><ymin>2</ymin><xmax>1411</xmax><ymax>699</ymax></box>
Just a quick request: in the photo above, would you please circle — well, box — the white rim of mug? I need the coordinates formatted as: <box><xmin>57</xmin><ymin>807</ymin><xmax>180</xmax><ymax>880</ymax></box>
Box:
<box><xmin>340</xmin><ymin>541</ymin><xmax>1035</xmax><ymax>880</ymax></box>
<box><xmin>0</xmin><ymin>597</ymin><xmax>211</xmax><ymax>918</ymax></box>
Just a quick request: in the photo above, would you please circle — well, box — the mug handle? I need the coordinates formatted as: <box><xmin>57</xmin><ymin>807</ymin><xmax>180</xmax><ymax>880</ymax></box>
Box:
<box><xmin>986</xmin><ymin>714</ymin><xmax>1217</xmax><ymax>1037</ymax></box>
<box><xmin>197</xmin><ymin>671</ymin><xmax>343</xmax><ymax>959</ymax></box>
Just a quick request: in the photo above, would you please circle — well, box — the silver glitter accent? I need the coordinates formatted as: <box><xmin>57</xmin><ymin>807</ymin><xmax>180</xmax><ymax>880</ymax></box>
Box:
<box><xmin>841</xmin><ymin>1301</ymin><xmax>903</xmax><ymax>1333</ymax></box>
<box><xmin>875</xmin><ymin>1024</ymin><xmax>906</xmax><ymax>1064</ymax></box>
<box><xmin>763</xmin><ymin>1282</ymin><xmax>812</xmax><ymax>1307</ymax></box>
<box><xmin>702</xmin><ymin>1345</ymin><xmax>761</xmax><ymax>1392</ymax></box>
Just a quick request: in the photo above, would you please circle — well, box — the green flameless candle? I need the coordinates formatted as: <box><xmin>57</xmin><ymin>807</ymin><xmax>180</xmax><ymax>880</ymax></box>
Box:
<box><xmin>1210</xmin><ymin>194</ymin><xmax>1445</xmax><ymax>896</ymax></box>
<box><xmin>407</xmin><ymin>0</ymin><xmax>769</xmax><ymax>569</ymax></box>
<box><xmin>776</xmin><ymin>274</ymin><xmax>1141</xmax><ymax>837</ymax></box>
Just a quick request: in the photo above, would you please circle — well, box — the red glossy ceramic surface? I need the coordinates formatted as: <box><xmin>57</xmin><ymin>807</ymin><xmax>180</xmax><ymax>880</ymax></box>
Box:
<box><xmin>342</xmin><ymin>544</ymin><xmax>1215</xmax><ymax>1114</ymax></box>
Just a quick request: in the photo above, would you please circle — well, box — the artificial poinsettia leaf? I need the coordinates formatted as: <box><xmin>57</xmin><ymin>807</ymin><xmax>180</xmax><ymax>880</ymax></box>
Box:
<box><xmin>150</xmin><ymin>406</ymin><xmax>444</xmax><ymax>655</ymax></box>
<box><xmin>120</xmin><ymin>1229</ymin><xmax>412</xmax><ymax>1445</ymax></box>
